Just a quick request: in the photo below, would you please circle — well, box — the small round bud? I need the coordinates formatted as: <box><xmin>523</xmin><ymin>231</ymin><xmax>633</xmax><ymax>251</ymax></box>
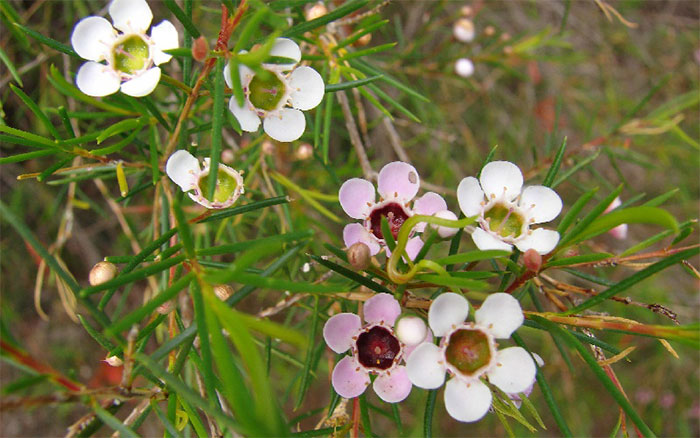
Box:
<box><xmin>305</xmin><ymin>2</ymin><xmax>328</xmax><ymax>21</ymax></box>
<box><xmin>221</xmin><ymin>148</ymin><xmax>235</xmax><ymax>164</ymax></box>
<box><xmin>103</xmin><ymin>355</ymin><xmax>123</xmax><ymax>367</ymax></box>
<box><xmin>262</xmin><ymin>139</ymin><xmax>276</xmax><ymax>155</ymax></box>
<box><xmin>500</xmin><ymin>32</ymin><xmax>511</xmax><ymax>42</ymax></box>
<box><xmin>484</xmin><ymin>25</ymin><xmax>496</xmax><ymax>36</ymax></box>
<box><xmin>460</xmin><ymin>6</ymin><xmax>473</xmax><ymax>17</ymax></box>
<box><xmin>192</xmin><ymin>36</ymin><xmax>209</xmax><ymax>62</ymax></box>
<box><xmin>347</xmin><ymin>242</ymin><xmax>371</xmax><ymax>271</ymax></box>
<box><xmin>503</xmin><ymin>45</ymin><xmax>513</xmax><ymax>55</ymax></box>
<box><xmin>355</xmin><ymin>33</ymin><xmax>372</xmax><ymax>47</ymax></box>
<box><xmin>157</xmin><ymin>302</ymin><xmax>174</xmax><ymax>315</ymax></box>
<box><xmin>214</xmin><ymin>284</ymin><xmax>234</xmax><ymax>301</ymax></box>
<box><xmin>295</xmin><ymin>143</ymin><xmax>314</xmax><ymax>161</ymax></box>
<box><xmin>395</xmin><ymin>315</ymin><xmax>428</xmax><ymax>347</ymax></box>
<box><xmin>523</xmin><ymin>248</ymin><xmax>542</xmax><ymax>272</ymax></box>
<box><xmin>453</xmin><ymin>18</ymin><xmax>475</xmax><ymax>42</ymax></box>
<box><xmin>89</xmin><ymin>261</ymin><xmax>117</xmax><ymax>286</ymax></box>
<box><xmin>431</xmin><ymin>210</ymin><xmax>459</xmax><ymax>238</ymax></box>
<box><xmin>454</xmin><ymin>58</ymin><xmax>475</xmax><ymax>78</ymax></box>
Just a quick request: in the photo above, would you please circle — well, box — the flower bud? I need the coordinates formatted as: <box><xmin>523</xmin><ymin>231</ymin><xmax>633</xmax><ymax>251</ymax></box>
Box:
<box><xmin>347</xmin><ymin>242</ymin><xmax>371</xmax><ymax>271</ymax></box>
<box><xmin>484</xmin><ymin>25</ymin><xmax>496</xmax><ymax>36</ymax></box>
<box><xmin>460</xmin><ymin>6</ymin><xmax>473</xmax><ymax>17</ymax></box>
<box><xmin>355</xmin><ymin>33</ymin><xmax>372</xmax><ymax>47</ymax></box>
<box><xmin>157</xmin><ymin>302</ymin><xmax>174</xmax><ymax>315</ymax></box>
<box><xmin>213</xmin><ymin>284</ymin><xmax>234</xmax><ymax>301</ymax></box>
<box><xmin>221</xmin><ymin>148</ymin><xmax>235</xmax><ymax>164</ymax></box>
<box><xmin>453</xmin><ymin>18</ymin><xmax>475</xmax><ymax>42</ymax></box>
<box><xmin>262</xmin><ymin>140</ymin><xmax>276</xmax><ymax>155</ymax></box>
<box><xmin>295</xmin><ymin>143</ymin><xmax>314</xmax><ymax>161</ymax></box>
<box><xmin>103</xmin><ymin>355</ymin><xmax>123</xmax><ymax>367</ymax></box>
<box><xmin>89</xmin><ymin>261</ymin><xmax>117</xmax><ymax>286</ymax></box>
<box><xmin>431</xmin><ymin>210</ymin><xmax>459</xmax><ymax>238</ymax></box>
<box><xmin>192</xmin><ymin>36</ymin><xmax>209</xmax><ymax>62</ymax></box>
<box><xmin>305</xmin><ymin>2</ymin><xmax>328</xmax><ymax>21</ymax></box>
<box><xmin>454</xmin><ymin>58</ymin><xmax>475</xmax><ymax>78</ymax></box>
<box><xmin>395</xmin><ymin>315</ymin><xmax>428</xmax><ymax>347</ymax></box>
<box><xmin>523</xmin><ymin>248</ymin><xmax>542</xmax><ymax>272</ymax></box>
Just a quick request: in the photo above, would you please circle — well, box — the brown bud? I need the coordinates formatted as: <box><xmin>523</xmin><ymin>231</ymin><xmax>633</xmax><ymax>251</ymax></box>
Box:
<box><xmin>523</xmin><ymin>249</ymin><xmax>542</xmax><ymax>273</ymax></box>
<box><xmin>192</xmin><ymin>36</ymin><xmax>209</xmax><ymax>62</ymax></box>
<box><xmin>89</xmin><ymin>261</ymin><xmax>117</xmax><ymax>286</ymax></box>
<box><xmin>484</xmin><ymin>25</ymin><xmax>496</xmax><ymax>36</ymax></box>
<box><xmin>262</xmin><ymin>139</ymin><xmax>276</xmax><ymax>155</ymax></box>
<box><xmin>295</xmin><ymin>143</ymin><xmax>314</xmax><ymax>160</ymax></box>
<box><xmin>355</xmin><ymin>33</ymin><xmax>372</xmax><ymax>47</ymax></box>
<box><xmin>103</xmin><ymin>355</ymin><xmax>123</xmax><ymax>367</ymax></box>
<box><xmin>503</xmin><ymin>45</ymin><xmax>513</xmax><ymax>55</ymax></box>
<box><xmin>347</xmin><ymin>242</ymin><xmax>371</xmax><ymax>271</ymax></box>
<box><xmin>305</xmin><ymin>2</ymin><xmax>328</xmax><ymax>21</ymax></box>
<box><xmin>214</xmin><ymin>284</ymin><xmax>234</xmax><ymax>301</ymax></box>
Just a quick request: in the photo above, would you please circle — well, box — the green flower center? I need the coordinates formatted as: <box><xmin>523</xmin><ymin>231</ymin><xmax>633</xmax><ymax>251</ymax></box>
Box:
<box><xmin>445</xmin><ymin>328</ymin><xmax>492</xmax><ymax>376</ymax></box>
<box><xmin>248</xmin><ymin>72</ymin><xmax>286</xmax><ymax>111</ymax></box>
<box><xmin>198</xmin><ymin>170</ymin><xmax>239</xmax><ymax>204</ymax></box>
<box><xmin>113</xmin><ymin>35</ymin><xmax>150</xmax><ymax>75</ymax></box>
<box><xmin>484</xmin><ymin>204</ymin><xmax>524</xmax><ymax>238</ymax></box>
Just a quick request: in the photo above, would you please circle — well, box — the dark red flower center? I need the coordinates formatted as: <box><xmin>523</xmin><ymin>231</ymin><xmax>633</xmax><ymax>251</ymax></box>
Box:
<box><xmin>444</xmin><ymin>328</ymin><xmax>492</xmax><ymax>376</ymax></box>
<box><xmin>368</xmin><ymin>202</ymin><xmax>410</xmax><ymax>240</ymax></box>
<box><xmin>356</xmin><ymin>326</ymin><xmax>401</xmax><ymax>370</ymax></box>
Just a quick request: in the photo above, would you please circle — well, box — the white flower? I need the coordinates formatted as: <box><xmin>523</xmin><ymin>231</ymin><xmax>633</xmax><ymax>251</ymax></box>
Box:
<box><xmin>224</xmin><ymin>38</ymin><xmax>324</xmax><ymax>143</ymax></box>
<box><xmin>166</xmin><ymin>150</ymin><xmax>244</xmax><ymax>209</ymax></box>
<box><xmin>457</xmin><ymin>161</ymin><xmax>563</xmax><ymax>255</ymax></box>
<box><xmin>455</xmin><ymin>58</ymin><xmax>474</xmax><ymax>78</ymax></box>
<box><xmin>405</xmin><ymin>292</ymin><xmax>537</xmax><ymax>423</ymax></box>
<box><xmin>70</xmin><ymin>0</ymin><xmax>178</xmax><ymax>97</ymax></box>
<box><xmin>453</xmin><ymin>18</ymin><xmax>475</xmax><ymax>43</ymax></box>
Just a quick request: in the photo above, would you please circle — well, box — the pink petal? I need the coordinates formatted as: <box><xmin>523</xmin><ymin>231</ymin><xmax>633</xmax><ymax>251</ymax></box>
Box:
<box><xmin>413</xmin><ymin>192</ymin><xmax>448</xmax><ymax>232</ymax></box>
<box><xmin>363</xmin><ymin>293</ymin><xmax>401</xmax><ymax>326</ymax></box>
<box><xmin>373</xmin><ymin>366</ymin><xmax>412</xmax><ymax>403</ymax></box>
<box><xmin>343</xmin><ymin>223</ymin><xmax>381</xmax><ymax>256</ymax></box>
<box><xmin>339</xmin><ymin>178</ymin><xmax>375</xmax><ymax>219</ymax></box>
<box><xmin>377</xmin><ymin>161</ymin><xmax>420</xmax><ymax>202</ymax></box>
<box><xmin>323</xmin><ymin>313</ymin><xmax>361</xmax><ymax>354</ymax></box>
<box><xmin>332</xmin><ymin>355</ymin><xmax>370</xmax><ymax>399</ymax></box>
<box><xmin>384</xmin><ymin>235</ymin><xmax>424</xmax><ymax>261</ymax></box>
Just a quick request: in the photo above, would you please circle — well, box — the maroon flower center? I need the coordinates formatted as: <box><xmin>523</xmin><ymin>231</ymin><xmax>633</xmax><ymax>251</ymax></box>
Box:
<box><xmin>356</xmin><ymin>326</ymin><xmax>401</xmax><ymax>370</ymax></box>
<box><xmin>444</xmin><ymin>328</ymin><xmax>492</xmax><ymax>376</ymax></box>
<box><xmin>368</xmin><ymin>202</ymin><xmax>410</xmax><ymax>240</ymax></box>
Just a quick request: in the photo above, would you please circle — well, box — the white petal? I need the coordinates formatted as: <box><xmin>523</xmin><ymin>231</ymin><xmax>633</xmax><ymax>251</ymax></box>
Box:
<box><xmin>289</xmin><ymin>66</ymin><xmax>324</xmax><ymax>110</ymax></box>
<box><xmin>395</xmin><ymin>316</ymin><xmax>428</xmax><ymax>347</ymax></box>
<box><xmin>457</xmin><ymin>176</ymin><xmax>485</xmax><ymax>217</ymax></box>
<box><xmin>263</xmin><ymin>108</ymin><xmax>305</xmax><ymax>142</ymax></box>
<box><xmin>228</xmin><ymin>97</ymin><xmax>261</xmax><ymax>132</ymax></box>
<box><xmin>265</xmin><ymin>37</ymin><xmax>301</xmax><ymax>70</ymax></box>
<box><xmin>479</xmin><ymin>161</ymin><xmax>523</xmax><ymax>202</ymax></box>
<box><xmin>428</xmin><ymin>292</ymin><xmax>469</xmax><ymax>337</ymax></box>
<box><xmin>75</xmin><ymin>62</ymin><xmax>121</xmax><ymax>97</ymax></box>
<box><xmin>373</xmin><ymin>366</ymin><xmax>412</xmax><ymax>403</ymax></box>
<box><xmin>120</xmin><ymin>67</ymin><xmax>161</xmax><ymax>96</ymax></box>
<box><xmin>165</xmin><ymin>150</ymin><xmax>200</xmax><ymax>192</ymax></box>
<box><xmin>71</xmin><ymin>16</ymin><xmax>116</xmax><ymax>61</ymax></box>
<box><xmin>444</xmin><ymin>378</ymin><xmax>492</xmax><ymax>423</ymax></box>
<box><xmin>515</xmin><ymin>228</ymin><xmax>559</xmax><ymax>255</ymax></box>
<box><xmin>487</xmin><ymin>347</ymin><xmax>536</xmax><ymax>394</ymax></box>
<box><xmin>109</xmin><ymin>0</ymin><xmax>153</xmax><ymax>33</ymax></box>
<box><xmin>520</xmin><ymin>185</ymin><xmax>563</xmax><ymax>224</ymax></box>
<box><xmin>471</xmin><ymin>227</ymin><xmax>512</xmax><ymax>252</ymax></box>
<box><xmin>224</xmin><ymin>61</ymin><xmax>255</xmax><ymax>90</ymax></box>
<box><xmin>150</xmin><ymin>20</ymin><xmax>179</xmax><ymax>65</ymax></box>
<box><xmin>475</xmin><ymin>293</ymin><xmax>524</xmax><ymax>339</ymax></box>
<box><xmin>433</xmin><ymin>210</ymin><xmax>459</xmax><ymax>239</ymax></box>
<box><xmin>405</xmin><ymin>343</ymin><xmax>446</xmax><ymax>389</ymax></box>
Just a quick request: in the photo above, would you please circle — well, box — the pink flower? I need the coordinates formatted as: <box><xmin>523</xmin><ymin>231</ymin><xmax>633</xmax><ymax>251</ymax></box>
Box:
<box><xmin>603</xmin><ymin>197</ymin><xmax>628</xmax><ymax>240</ymax></box>
<box><xmin>339</xmin><ymin>162</ymin><xmax>452</xmax><ymax>260</ymax></box>
<box><xmin>322</xmin><ymin>293</ymin><xmax>430</xmax><ymax>403</ymax></box>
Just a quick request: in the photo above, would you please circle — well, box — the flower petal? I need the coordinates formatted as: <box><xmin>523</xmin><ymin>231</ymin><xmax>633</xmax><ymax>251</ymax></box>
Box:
<box><xmin>228</xmin><ymin>97</ymin><xmax>261</xmax><ymax>133</ymax></box>
<box><xmin>339</xmin><ymin>178</ymin><xmax>375</xmax><ymax>219</ymax></box>
<box><xmin>514</xmin><ymin>228</ymin><xmax>559</xmax><ymax>255</ymax></box>
<box><xmin>109</xmin><ymin>0</ymin><xmax>153</xmax><ymax>33</ymax></box>
<box><xmin>289</xmin><ymin>66</ymin><xmax>324</xmax><ymax>110</ymax></box>
<box><xmin>475</xmin><ymin>293</ymin><xmax>524</xmax><ymax>339</ymax></box>
<box><xmin>404</xmin><ymin>236</ymin><xmax>424</xmax><ymax>261</ymax></box>
<box><xmin>332</xmin><ymin>355</ymin><xmax>370</xmax><ymax>399</ymax></box>
<box><xmin>519</xmin><ymin>185</ymin><xmax>563</xmax><ymax>224</ymax></box>
<box><xmin>150</xmin><ymin>20</ymin><xmax>179</xmax><ymax>65</ymax></box>
<box><xmin>487</xmin><ymin>347</ymin><xmax>536</xmax><ymax>394</ymax></box>
<box><xmin>377</xmin><ymin>161</ymin><xmax>420</xmax><ymax>202</ymax></box>
<box><xmin>373</xmin><ymin>366</ymin><xmax>412</xmax><ymax>403</ymax></box>
<box><xmin>428</xmin><ymin>292</ymin><xmax>469</xmax><ymax>337</ymax></box>
<box><xmin>265</xmin><ymin>37</ymin><xmax>301</xmax><ymax>70</ymax></box>
<box><xmin>363</xmin><ymin>293</ymin><xmax>401</xmax><ymax>326</ymax></box>
<box><xmin>75</xmin><ymin>62</ymin><xmax>121</xmax><ymax>97</ymax></box>
<box><xmin>413</xmin><ymin>192</ymin><xmax>447</xmax><ymax>232</ymax></box>
<box><xmin>165</xmin><ymin>150</ymin><xmax>200</xmax><ymax>192</ymax></box>
<box><xmin>471</xmin><ymin>227</ymin><xmax>513</xmax><ymax>252</ymax></box>
<box><xmin>457</xmin><ymin>176</ymin><xmax>485</xmax><ymax>217</ymax></box>
<box><xmin>71</xmin><ymin>16</ymin><xmax>116</xmax><ymax>61</ymax></box>
<box><xmin>403</xmin><ymin>328</ymin><xmax>433</xmax><ymax>359</ymax></box>
<box><xmin>444</xmin><ymin>378</ymin><xmax>492</xmax><ymax>423</ymax></box>
<box><xmin>433</xmin><ymin>210</ymin><xmax>459</xmax><ymax>238</ymax></box>
<box><xmin>224</xmin><ymin>61</ymin><xmax>254</xmax><ymax>89</ymax></box>
<box><xmin>405</xmin><ymin>342</ymin><xmax>446</xmax><ymax>389</ymax></box>
<box><xmin>120</xmin><ymin>67</ymin><xmax>161</xmax><ymax>96</ymax></box>
<box><xmin>342</xmin><ymin>223</ymin><xmax>381</xmax><ymax>256</ymax></box>
<box><xmin>323</xmin><ymin>313</ymin><xmax>361</xmax><ymax>354</ymax></box>
<box><xmin>479</xmin><ymin>161</ymin><xmax>523</xmax><ymax>202</ymax></box>
<box><xmin>263</xmin><ymin>108</ymin><xmax>305</xmax><ymax>142</ymax></box>
<box><xmin>395</xmin><ymin>316</ymin><xmax>428</xmax><ymax>347</ymax></box>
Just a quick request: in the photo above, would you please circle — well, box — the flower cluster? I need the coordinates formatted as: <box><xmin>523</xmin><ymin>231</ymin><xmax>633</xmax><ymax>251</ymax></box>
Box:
<box><xmin>70</xmin><ymin>0</ymin><xmax>178</xmax><ymax>97</ymax></box>
<box><xmin>339</xmin><ymin>161</ymin><xmax>457</xmax><ymax>260</ymax></box>
<box><xmin>225</xmin><ymin>38</ymin><xmax>325</xmax><ymax>143</ymax></box>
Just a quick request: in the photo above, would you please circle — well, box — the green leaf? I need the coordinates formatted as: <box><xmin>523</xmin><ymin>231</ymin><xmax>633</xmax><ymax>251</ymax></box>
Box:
<box><xmin>82</xmin><ymin>255</ymin><xmax>187</xmax><ymax>296</ymax></box>
<box><xmin>310</xmin><ymin>255</ymin><xmax>392</xmax><ymax>294</ymax></box>
<box><xmin>542</xmin><ymin>137</ymin><xmax>567</xmax><ymax>187</ymax></box>
<box><xmin>13</xmin><ymin>22</ymin><xmax>79</xmax><ymax>58</ymax></box>
<box><xmin>334</xmin><ymin>19</ymin><xmax>389</xmax><ymax>50</ymax></box>
<box><xmin>163</xmin><ymin>0</ymin><xmax>200</xmax><ymax>37</ymax></box>
<box><xmin>424</xmin><ymin>389</ymin><xmax>438</xmax><ymax>438</ymax></box>
<box><xmin>337</xmin><ymin>42</ymin><xmax>397</xmax><ymax>61</ymax></box>
<box><xmin>558</xmin><ymin>185</ymin><xmax>623</xmax><ymax>248</ymax></box>
<box><xmin>569</xmin><ymin>206</ymin><xmax>678</xmax><ymax>245</ymax></box>
<box><xmin>96</xmin><ymin>118</ymin><xmax>144</xmax><ymax>144</ymax></box>
<box><xmin>93</xmin><ymin>405</ymin><xmax>138</xmax><ymax>438</ymax></box>
<box><xmin>282</xmin><ymin>0</ymin><xmax>369</xmax><ymax>38</ymax></box>
<box><xmin>296</xmin><ymin>296</ymin><xmax>320</xmax><ymax>408</ymax></box>
<box><xmin>557</xmin><ymin>186</ymin><xmax>598</xmax><ymax>234</ymax></box>
<box><xmin>9</xmin><ymin>84</ymin><xmax>62</xmax><ymax>139</ymax></box>
<box><xmin>324</xmin><ymin>75</ymin><xmax>383</xmax><ymax>92</ymax></box>
<box><xmin>199</xmin><ymin>196</ymin><xmax>289</xmax><ymax>223</ymax></box>
<box><xmin>208</xmin><ymin>57</ymin><xmax>226</xmax><ymax>200</ymax></box>
<box><xmin>545</xmin><ymin>252</ymin><xmax>613</xmax><ymax>268</ymax></box>
<box><xmin>435</xmin><ymin>249</ymin><xmax>511</xmax><ymax>265</ymax></box>
<box><xmin>415</xmin><ymin>274</ymin><xmax>489</xmax><ymax>290</ymax></box>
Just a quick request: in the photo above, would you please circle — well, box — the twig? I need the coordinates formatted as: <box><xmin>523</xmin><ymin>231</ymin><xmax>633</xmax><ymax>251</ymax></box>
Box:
<box><xmin>336</xmin><ymin>90</ymin><xmax>375</xmax><ymax>181</ymax></box>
